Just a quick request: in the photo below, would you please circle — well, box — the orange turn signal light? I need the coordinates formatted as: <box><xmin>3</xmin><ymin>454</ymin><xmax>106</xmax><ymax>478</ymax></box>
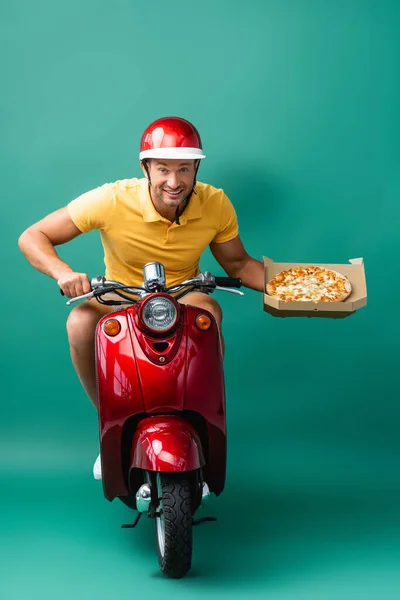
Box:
<box><xmin>103</xmin><ymin>319</ymin><xmax>121</xmax><ymax>336</ymax></box>
<box><xmin>196</xmin><ymin>314</ymin><xmax>211</xmax><ymax>331</ymax></box>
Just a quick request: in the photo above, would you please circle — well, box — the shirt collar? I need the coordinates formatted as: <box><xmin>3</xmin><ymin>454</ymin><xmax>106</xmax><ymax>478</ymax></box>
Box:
<box><xmin>138</xmin><ymin>178</ymin><xmax>202</xmax><ymax>225</ymax></box>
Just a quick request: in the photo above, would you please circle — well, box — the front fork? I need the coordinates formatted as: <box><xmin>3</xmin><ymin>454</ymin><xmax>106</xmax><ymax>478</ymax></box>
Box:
<box><xmin>136</xmin><ymin>469</ymin><xmax>211</xmax><ymax>517</ymax></box>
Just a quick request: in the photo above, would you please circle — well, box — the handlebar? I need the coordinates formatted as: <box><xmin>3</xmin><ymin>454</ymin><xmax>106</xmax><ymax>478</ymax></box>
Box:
<box><xmin>214</xmin><ymin>277</ymin><xmax>242</xmax><ymax>288</ymax></box>
<box><xmin>60</xmin><ymin>272</ymin><xmax>244</xmax><ymax>305</ymax></box>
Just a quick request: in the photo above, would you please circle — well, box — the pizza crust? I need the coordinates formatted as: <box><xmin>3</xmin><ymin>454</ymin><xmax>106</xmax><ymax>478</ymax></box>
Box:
<box><xmin>328</xmin><ymin>270</ymin><xmax>352</xmax><ymax>300</ymax></box>
<box><xmin>266</xmin><ymin>266</ymin><xmax>352</xmax><ymax>303</ymax></box>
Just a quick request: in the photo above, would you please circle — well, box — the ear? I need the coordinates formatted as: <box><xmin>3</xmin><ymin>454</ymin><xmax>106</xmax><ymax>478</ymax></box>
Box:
<box><xmin>140</xmin><ymin>160</ymin><xmax>150</xmax><ymax>179</ymax></box>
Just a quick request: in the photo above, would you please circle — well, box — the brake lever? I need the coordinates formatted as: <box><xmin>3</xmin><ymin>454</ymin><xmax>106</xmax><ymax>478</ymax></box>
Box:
<box><xmin>215</xmin><ymin>286</ymin><xmax>244</xmax><ymax>296</ymax></box>
<box><xmin>65</xmin><ymin>291</ymin><xmax>95</xmax><ymax>306</ymax></box>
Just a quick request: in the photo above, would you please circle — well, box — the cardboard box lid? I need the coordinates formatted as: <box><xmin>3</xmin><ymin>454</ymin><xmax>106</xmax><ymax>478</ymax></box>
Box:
<box><xmin>263</xmin><ymin>257</ymin><xmax>367</xmax><ymax>313</ymax></box>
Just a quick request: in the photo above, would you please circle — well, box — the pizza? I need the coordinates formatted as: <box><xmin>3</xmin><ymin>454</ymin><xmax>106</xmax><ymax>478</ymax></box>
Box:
<box><xmin>266</xmin><ymin>266</ymin><xmax>352</xmax><ymax>303</ymax></box>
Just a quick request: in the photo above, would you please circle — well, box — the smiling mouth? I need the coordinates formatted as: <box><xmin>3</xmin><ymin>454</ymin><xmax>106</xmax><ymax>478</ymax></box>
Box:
<box><xmin>164</xmin><ymin>189</ymin><xmax>183</xmax><ymax>197</ymax></box>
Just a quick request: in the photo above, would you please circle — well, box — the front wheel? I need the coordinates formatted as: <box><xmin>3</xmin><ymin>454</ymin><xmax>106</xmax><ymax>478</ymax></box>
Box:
<box><xmin>154</xmin><ymin>473</ymin><xmax>193</xmax><ymax>579</ymax></box>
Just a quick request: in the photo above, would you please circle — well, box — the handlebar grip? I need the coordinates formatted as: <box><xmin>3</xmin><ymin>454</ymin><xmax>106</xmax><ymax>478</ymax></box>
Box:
<box><xmin>215</xmin><ymin>277</ymin><xmax>242</xmax><ymax>288</ymax></box>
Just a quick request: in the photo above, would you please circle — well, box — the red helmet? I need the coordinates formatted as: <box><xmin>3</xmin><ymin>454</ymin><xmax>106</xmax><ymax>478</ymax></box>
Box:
<box><xmin>139</xmin><ymin>117</ymin><xmax>206</xmax><ymax>161</ymax></box>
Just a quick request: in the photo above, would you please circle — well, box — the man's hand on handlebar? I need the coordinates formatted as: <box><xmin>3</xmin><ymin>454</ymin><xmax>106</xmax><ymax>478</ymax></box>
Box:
<box><xmin>57</xmin><ymin>270</ymin><xmax>91</xmax><ymax>299</ymax></box>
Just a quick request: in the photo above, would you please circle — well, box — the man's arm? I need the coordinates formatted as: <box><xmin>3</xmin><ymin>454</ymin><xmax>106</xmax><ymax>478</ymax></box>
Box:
<box><xmin>18</xmin><ymin>207</ymin><xmax>91</xmax><ymax>298</ymax></box>
<box><xmin>210</xmin><ymin>235</ymin><xmax>264</xmax><ymax>292</ymax></box>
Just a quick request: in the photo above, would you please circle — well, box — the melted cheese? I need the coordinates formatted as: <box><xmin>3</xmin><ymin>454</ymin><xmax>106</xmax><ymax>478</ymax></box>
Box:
<box><xmin>275</xmin><ymin>276</ymin><xmax>340</xmax><ymax>302</ymax></box>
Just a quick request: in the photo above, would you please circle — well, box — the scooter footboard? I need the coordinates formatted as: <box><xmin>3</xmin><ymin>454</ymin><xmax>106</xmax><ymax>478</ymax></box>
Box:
<box><xmin>130</xmin><ymin>415</ymin><xmax>205</xmax><ymax>473</ymax></box>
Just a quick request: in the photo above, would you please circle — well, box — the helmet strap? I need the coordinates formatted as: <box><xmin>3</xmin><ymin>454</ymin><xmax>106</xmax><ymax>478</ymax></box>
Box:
<box><xmin>175</xmin><ymin>161</ymin><xmax>200</xmax><ymax>225</ymax></box>
<box><xmin>175</xmin><ymin>189</ymin><xmax>194</xmax><ymax>225</ymax></box>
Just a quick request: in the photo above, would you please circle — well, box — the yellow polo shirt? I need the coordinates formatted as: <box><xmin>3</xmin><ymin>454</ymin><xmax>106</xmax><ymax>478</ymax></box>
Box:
<box><xmin>67</xmin><ymin>177</ymin><xmax>239</xmax><ymax>287</ymax></box>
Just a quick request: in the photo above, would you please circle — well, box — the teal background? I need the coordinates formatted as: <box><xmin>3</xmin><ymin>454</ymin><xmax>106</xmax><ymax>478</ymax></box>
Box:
<box><xmin>2</xmin><ymin>0</ymin><xmax>400</xmax><ymax>597</ymax></box>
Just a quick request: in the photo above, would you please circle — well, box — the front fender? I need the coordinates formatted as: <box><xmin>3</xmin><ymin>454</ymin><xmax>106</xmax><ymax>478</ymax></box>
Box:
<box><xmin>130</xmin><ymin>415</ymin><xmax>205</xmax><ymax>472</ymax></box>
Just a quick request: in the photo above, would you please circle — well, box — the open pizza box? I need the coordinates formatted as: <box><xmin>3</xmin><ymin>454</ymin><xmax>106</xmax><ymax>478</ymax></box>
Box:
<box><xmin>263</xmin><ymin>256</ymin><xmax>367</xmax><ymax>319</ymax></box>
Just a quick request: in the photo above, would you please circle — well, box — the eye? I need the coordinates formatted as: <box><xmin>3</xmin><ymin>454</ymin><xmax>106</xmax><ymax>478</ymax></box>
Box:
<box><xmin>158</xmin><ymin>168</ymin><xmax>167</xmax><ymax>173</ymax></box>
<box><xmin>180</xmin><ymin>168</ymin><xmax>189</xmax><ymax>172</ymax></box>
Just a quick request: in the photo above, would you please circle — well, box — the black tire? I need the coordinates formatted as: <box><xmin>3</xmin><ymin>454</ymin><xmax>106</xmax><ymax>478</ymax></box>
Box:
<box><xmin>154</xmin><ymin>473</ymin><xmax>193</xmax><ymax>579</ymax></box>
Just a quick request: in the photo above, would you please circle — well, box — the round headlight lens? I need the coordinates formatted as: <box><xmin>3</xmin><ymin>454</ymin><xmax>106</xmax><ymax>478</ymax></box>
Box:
<box><xmin>142</xmin><ymin>297</ymin><xmax>178</xmax><ymax>332</ymax></box>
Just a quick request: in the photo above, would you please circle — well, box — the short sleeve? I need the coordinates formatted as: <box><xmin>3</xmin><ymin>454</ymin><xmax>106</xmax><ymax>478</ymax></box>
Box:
<box><xmin>67</xmin><ymin>183</ymin><xmax>116</xmax><ymax>233</ymax></box>
<box><xmin>212</xmin><ymin>193</ymin><xmax>239</xmax><ymax>243</ymax></box>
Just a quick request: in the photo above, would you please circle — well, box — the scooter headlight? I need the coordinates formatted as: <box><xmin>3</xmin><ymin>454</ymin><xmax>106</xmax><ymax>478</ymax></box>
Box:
<box><xmin>141</xmin><ymin>296</ymin><xmax>178</xmax><ymax>332</ymax></box>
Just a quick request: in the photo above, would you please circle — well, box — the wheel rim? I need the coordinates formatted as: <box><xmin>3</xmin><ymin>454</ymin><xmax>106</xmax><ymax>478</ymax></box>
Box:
<box><xmin>156</xmin><ymin>475</ymin><xmax>165</xmax><ymax>558</ymax></box>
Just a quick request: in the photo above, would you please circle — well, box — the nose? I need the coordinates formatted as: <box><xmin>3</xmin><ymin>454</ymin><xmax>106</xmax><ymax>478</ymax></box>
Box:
<box><xmin>167</xmin><ymin>172</ymin><xmax>179</xmax><ymax>189</ymax></box>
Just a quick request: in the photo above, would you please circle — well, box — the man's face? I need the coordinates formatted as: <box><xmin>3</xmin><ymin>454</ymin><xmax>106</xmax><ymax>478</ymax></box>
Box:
<box><xmin>142</xmin><ymin>159</ymin><xmax>198</xmax><ymax>209</ymax></box>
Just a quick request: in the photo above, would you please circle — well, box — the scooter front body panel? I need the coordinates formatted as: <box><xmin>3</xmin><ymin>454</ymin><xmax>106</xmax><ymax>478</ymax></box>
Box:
<box><xmin>96</xmin><ymin>300</ymin><xmax>226</xmax><ymax>501</ymax></box>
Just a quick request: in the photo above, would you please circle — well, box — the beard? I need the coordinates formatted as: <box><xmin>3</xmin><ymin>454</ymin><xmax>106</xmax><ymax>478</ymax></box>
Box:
<box><xmin>152</xmin><ymin>184</ymin><xmax>193</xmax><ymax>208</ymax></box>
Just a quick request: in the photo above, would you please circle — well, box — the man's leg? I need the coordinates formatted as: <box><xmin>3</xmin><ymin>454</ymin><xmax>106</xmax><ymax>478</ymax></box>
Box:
<box><xmin>66</xmin><ymin>299</ymin><xmax>117</xmax><ymax>410</ymax></box>
<box><xmin>66</xmin><ymin>299</ymin><xmax>120</xmax><ymax>479</ymax></box>
<box><xmin>178</xmin><ymin>291</ymin><xmax>225</xmax><ymax>355</ymax></box>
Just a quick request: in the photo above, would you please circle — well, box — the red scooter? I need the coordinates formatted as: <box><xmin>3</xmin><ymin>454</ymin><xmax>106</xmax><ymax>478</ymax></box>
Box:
<box><xmin>63</xmin><ymin>262</ymin><xmax>243</xmax><ymax>578</ymax></box>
